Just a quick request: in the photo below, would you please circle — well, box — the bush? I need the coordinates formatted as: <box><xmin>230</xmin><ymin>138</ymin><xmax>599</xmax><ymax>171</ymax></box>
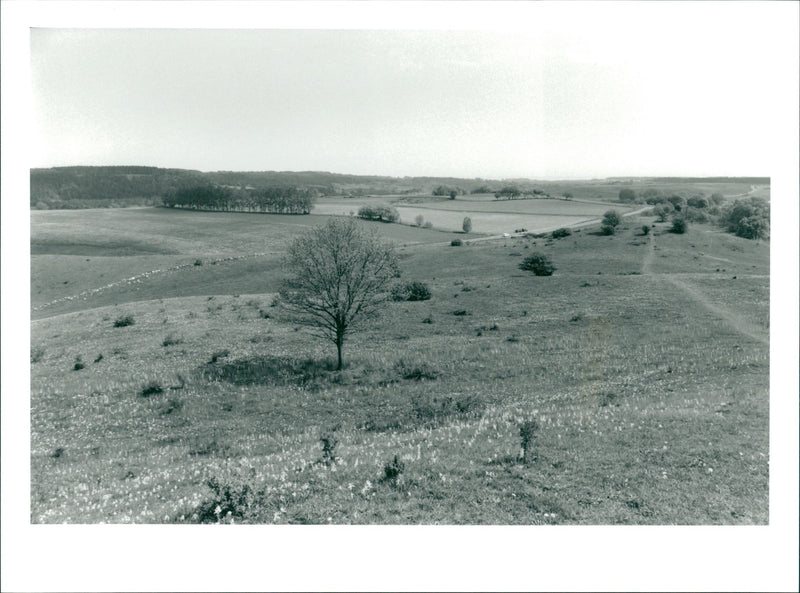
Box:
<box><xmin>192</xmin><ymin>474</ymin><xmax>266</xmax><ymax>524</ymax></box>
<box><xmin>194</xmin><ymin>259</ymin><xmax>203</xmax><ymax>266</ymax></box>
<box><xmin>422</xmin><ymin>221</ymin><xmax>433</xmax><ymax>229</ymax></box>
<box><xmin>395</xmin><ymin>359</ymin><xmax>439</xmax><ymax>381</ymax></box>
<box><xmin>641</xmin><ymin>225</ymin><xmax>650</xmax><ymax>235</ymax></box>
<box><xmin>600</xmin><ymin>224</ymin><xmax>615</xmax><ymax>235</ymax></box>
<box><xmin>162</xmin><ymin>334</ymin><xmax>183</xmax><ymax>347</ymax></box>
<box><xmin>670</xmin><ymin>216</ymin><xmax>687</xmax><ymax>234</ymax></box>
<box><xmin>450</xmin><ymin>239</ymin><xmax>463</xmax><ymax>246</ymax></box>
<box><xmin>551</xmin><ymin>227</ymin><xmax>572</xmax><ymax>239</ymax></box>
<box><xmin>519</xmin><ymin>253</ymin><xmax>556</xmax><ymax>276</ymax></box>
<box><xmin>73</xmin><ymin>356</ymin><xmax>85</xmax><ymax>371</ymax></box>
<box><xmin>140</xmin><ymin>381</ymin><xmax>164</xmax><ymax>397</ymax></box>
<box><xmin>415</xmin><ymin>214</ymin><xmax>424</xmax><ymax>227</ymax></box>
<box><xmin>357</xmin><ymin>205</ymin><xmax>400</xmax><ymax>223</ymax></box>
<box><xmin>721</xmin><ymin>197</ymin><xmax>769</xmax><ymax>239</ymax></box>
<box><xmin>653</xmin><ymin>203</ymin><xmax>674</xmax><ymax>222</ymax></box>
<box><xmin>602</xmin><ymin>210</ymin><xmax>621</xmax><ymax>229</ymax></box>
<box><xmin>462</xmin><ymin>217</ymin><xmax>472</xmax><ymax>233</ymax></box>
<box><xmin>391</xmin><ymin>281</ymin><xmax>432</xmax><ymax>302</ymax></box>
<box><xmin>618</xmin><ymin>188</ymin><xmax>637</xmax><ymax>203</ymax></box>
<box><xmin>683</xmin><ymin>207</ymin><xmax>709</xmax><ymax>223</ymax></box>
<box><xmin>519</xmin><ymin>419</ymin><xmax>539</xmax><ymax>465</ymax></box>
<box><xmin>710</xmin><ymin>192</ymin><xmax>724</xmax><ymax>206</ymax></box>
<box><xmin>320</xmin><ymin>429</ymin><xmax>339</xmax><ymax>467</ymax></box>
<box><xmin>113</xmin><ymin>314</ymin><xmax>135</xmax><ymax>328</ymax></box>
<box><xmin>31</xmin><ymin>346</ymin><xmax>45</xmax><ymax>364</ymax></box>
<box><xmin>381</xmin><ymin>455</ymin><xmax>405</xmax><ymax>487</ymax></box>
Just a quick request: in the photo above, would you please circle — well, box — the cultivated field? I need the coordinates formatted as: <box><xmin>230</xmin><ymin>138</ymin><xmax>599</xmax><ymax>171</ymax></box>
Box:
<box><xmin>30</xmin><ymin>191</ymin><xmax>770</xmax><ymax>524</ymax></box>
<box><xmin>313</xmin><ymin>194</ymin><xmax>635</xmax><ymax>234</ymax></box>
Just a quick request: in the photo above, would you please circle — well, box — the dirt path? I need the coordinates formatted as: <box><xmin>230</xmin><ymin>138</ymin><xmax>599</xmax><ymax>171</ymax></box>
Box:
<box><xmin>642</xmin><ymin>232</ymin><xmax>767</xmax><ymax>345</ymax></box>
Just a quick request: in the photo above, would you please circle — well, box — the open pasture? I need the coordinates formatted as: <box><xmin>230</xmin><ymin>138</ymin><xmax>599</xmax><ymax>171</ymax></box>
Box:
<box><xmin>30</xmin><ymin>206</ymin><xmax>769</xmax><ymax>524</ymax></box>
<box><xmin>31</xmin><ymin>208</ymin><xmax>462</xmax><ymax>318</ymax></box>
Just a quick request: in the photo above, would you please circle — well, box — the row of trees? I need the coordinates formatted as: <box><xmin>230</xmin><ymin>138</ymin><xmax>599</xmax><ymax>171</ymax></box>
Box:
<box><xmin>357</xmin><ymin>205</ymin><xmax>400</xmax><ymax>223</ymax></box>
<box><xmin>162</xmin><ymin>186</ymin><xmax>316</xmax><ymax>214</ymax></box>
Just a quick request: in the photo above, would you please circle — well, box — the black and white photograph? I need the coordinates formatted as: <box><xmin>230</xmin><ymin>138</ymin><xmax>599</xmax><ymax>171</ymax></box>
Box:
<box><xmin>2</xmin><ymin>1</ymin><xmax>798</xmax><ymax>591</ymax></box>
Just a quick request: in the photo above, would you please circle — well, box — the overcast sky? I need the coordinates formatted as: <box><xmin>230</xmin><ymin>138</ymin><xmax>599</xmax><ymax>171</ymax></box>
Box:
<box><xmin>29</xmin><ymin>4</ymin><xmax>795</xmax><ymax>178</ymax></box>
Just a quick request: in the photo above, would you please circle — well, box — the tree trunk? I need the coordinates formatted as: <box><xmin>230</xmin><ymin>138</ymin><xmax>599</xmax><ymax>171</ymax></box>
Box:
<box><xmin>336</xmin><ymin>337</ymin><xmax>344</xmax><ymax>370</ymax></box>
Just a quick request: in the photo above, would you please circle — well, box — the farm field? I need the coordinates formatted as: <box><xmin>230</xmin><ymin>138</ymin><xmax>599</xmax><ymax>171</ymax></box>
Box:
<box><xmin>30</xmin><ymin>202</ymin><xmax>770</xmax><ymax>524</ymax></box>
<box><xmin>314</xmin><ymin>194</ymin><xmax>636</xmax><ymax>234</ymax></box>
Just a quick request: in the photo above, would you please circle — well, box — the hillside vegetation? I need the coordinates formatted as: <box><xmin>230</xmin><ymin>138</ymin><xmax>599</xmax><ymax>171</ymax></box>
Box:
<box><xmin>31</xmin><ymin>201</ymin><xmax>769</xmax><ymax>524</ymax></box>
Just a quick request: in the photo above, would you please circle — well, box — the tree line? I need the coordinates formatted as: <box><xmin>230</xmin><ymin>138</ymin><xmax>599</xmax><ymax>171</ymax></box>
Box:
<box><xmin>162</xmin><ymin>185</ymin><xmax>316</xmax><ymax>214</ymax></box>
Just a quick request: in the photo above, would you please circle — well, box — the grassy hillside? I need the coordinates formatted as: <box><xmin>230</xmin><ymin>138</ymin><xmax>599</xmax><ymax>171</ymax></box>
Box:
<box><xmin>30</xmin><ymin>207</ymin><xmax>769</xmax><ymax>524</ymax></box>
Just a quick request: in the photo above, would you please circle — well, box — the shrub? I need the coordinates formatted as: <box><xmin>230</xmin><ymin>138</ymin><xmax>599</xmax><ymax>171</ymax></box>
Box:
<box><xmin>710</xmin><ymin>192</ymin><xmax>724</xmax><ymax>206</ymax></box>
<box><xmin>721</xmin><ymin>197</ymin><xmax>769</xmax><ymax>239</ymax></box>
<box><xmin>600</xmin><ymin>224</ymin><xmax>615</xmax><ymax>236</ymax></box>
<box><xmin>618</xmin><ymin>188</ymin><xmax>637</xmax><ymax>203</ymax></box>
<box><xmin>93</xmin><ymin>353</ymin><xmax>104</xmax><ymax>363</ymax></box>
<box><xmin>519</xmin><ymin>253</ymin><xmax>556</xmax><ymax>276</ymax></box>
<box><xmin>519</xmin><ymin>419</ymin><xmax>539</xmax><ymax>465</ymax></box>
<box><xmin>602</xmin><ymin>210</ymin><xmax>621</xmax><ymax>231</ymax></box>
<box><xmin>31</xmin><ymin>346</ymin><xmax>45</xmax><ymax>364</ymax></box>
<box><xmin>450</xmin><ymin>239</ymin><xmax>463</xmax><ymax>246</ymax></box>
<box><xmin>395</xmin><ymin>358</ymin><xmax>440</xmax><ymax>381</ymax></box>
<box><xmin>192</xmin><ymin>474</ymin><xmax>266</xmax><ymax>524</ymax></box>
<box><xmin>140</xmin><ymin>381</ymin><xmax>164</xmax><ymax>397</ymax></box>
<box><xmin>194</xmin><ymin>259</ymin><xmax>203</xmax><ymax>266</ymax></box>
<box><xmin>422</xmin><ymin>221</ymin><xmax>433</xmax><ymax>229</ymax></box>
<box><xmin>687</xmin><ymin>196</ymin><xmax>709</xmax><ymax>209</ymax></box>
<box><xmin>381</xmin><ymin>455</ymin><xmax>405</xmax><ymax>487</ymax></box>
<box><xmin>209</xmin><ymin>349</ymin><xmax>230</xmax><ymax>364</ymax></box>
<box><xmin>551</xmin><ymin>227</ymin><xmax>572</xmax><ymax>239</ymax></box>
<box><xmin>357</xmin><ymin>205</ymin><xmax>400</xmax><ymax>223</ymax></box>
<box><xmin>415</xmin><ymin>214</ymin><xmax>424</xmax><ymax>227</ymax></box>
<box><xmin>73</xmin><ymin>356</ymin><xmax>85</xmax><ymax>371</ymax></box>
<box><xmin>462</xmin><ymin>217</ymin><xmax>472</xmax><ymax>233</ymax></box>
<box><xmin>670</xmin><ymin>216</ymin><xmax>687</xmax><ymax>234</ymax></box>
<box><xmin>641</xmin><ymin>225</ymin><xmax>650</xmax><ymax>235</ymax></box>
<box><xmin>391</xmin><ymin>281</ymin><xmax>432</xmax><ymax>302</ymax></box>
<box><xmin>162</xmin><ymin>334</ymin><xmax>183</xmax><ymax>347</ymax></box>
<box><xmin>320</xmin><ymin>429</ymin><xmax>339</xmax><ymax>467</ymax></box>
<box><xmin>653</xmin><ymin>203</ymin><xmax>674</xmax><ymax>222</ymax></box>
<box><xmin>113</xmin><ymin>314</ymin><xmax>135</xmax><ymax>328</ymax></box>
<box><xmin>683</xmin><ymin>207</ymin><xmax>709</xmax><ymax>223</ymax></box>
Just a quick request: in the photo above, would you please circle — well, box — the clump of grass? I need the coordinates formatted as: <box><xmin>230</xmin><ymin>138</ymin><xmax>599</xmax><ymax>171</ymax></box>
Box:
<box><xmin>51</xmin><ymin>447</ymin><xmax>65</xmax><ymax>459</ymax></box>
<box><xmin>391</xmin><ymin>281</ymin><xmax>432</xmax><ymax>302</ymax></box>
<box><xmin>320</xmin><ymin>428</ymin><xmax>339</xmax><ymax>467</ymax></box>
<box><xmin>519</xmin><ymin>420</ymin><xmax>539</xmax><ymax>465</ymax></box>
<box><xmin>93</xmin><ymin>353</ymin><xmax>104</xmax><ymax>363</ymax></box>
<box><xmin>73</xmin><ymin>356</ymin><xmax>85</xmax><ymax>371</ymax></box>
<box><xmin>421</xmin><ymin>315</ymin><xmax>434</xmax><ymax>324</ymax></box>
<box><xmin>31</xmin><ymin>346</ymin><xmax>45</xmax><ymax>364</ymax></box>
<box><xmin>395</xmin><ymin>359</ymin><xmax>440</xmax><ymax>381</ymax></box>
<box><xmin>157</xmin><ymin>397</ymin><xmax>184</xmax><ymax>415</ymax></box>
<box><xmin>450</xmin><ymin>239</ymin><xmax>463</xmax><ymax>246</ymax></box>
<box><xmin>209</xmin><ymin>349</ymin><xmax>230</xmax><ymax>364</ymax></box>
<box><xmin>452</xmin><ymin>309</ymin><xmax>469</xmax><ymax>316</ymax></box>
<box><xmin>140</xmin><ymin>380</ymin><xmax>164</xmax><ymax>397</ymax></box>
<box><xmin>192</xmin><ymin>474</ymin><xmax>266</xmax><ymax>524</ymax></box>
<box><xmin>258</xmin><ymin>309</ymin><xmax>271</xmax><ymax>319</ymax></box>
<box><xmin>570</xmin><ymin>313</ymin><xmax>583</xmax><ymax>322</ymax></box>
<box><xmin>381</xmin><ymin>455</ymin><xmax>405</xmax><ymax>488</ymax></box>
<box><xmin>551</xmin><ymin>227</ymin><xmax>572</xmax><ymax>239</ymax></box>
<box><xmin>194</xmin><ymin>259</ymin><xmax>203</xmax><ymax>266</ymax></box>
<box><xmin>113</xmin><ymin>314</ymin><xmax>135</xmax><ymax>328</ymax></box>
<box><xmin>162</xmin><ymin>334</ymin><xmax>183</xmax><ymax>347</ymax></box>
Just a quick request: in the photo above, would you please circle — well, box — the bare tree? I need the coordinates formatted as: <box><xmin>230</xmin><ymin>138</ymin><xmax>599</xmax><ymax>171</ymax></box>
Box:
<box><xmin>279</xmin><ymin>217</ymin><xmax>400</xmax><ymax>370</ymax></box>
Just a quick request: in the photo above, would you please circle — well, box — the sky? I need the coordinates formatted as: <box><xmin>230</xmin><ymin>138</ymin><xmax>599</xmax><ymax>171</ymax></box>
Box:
<box><xmin>28</xmin><ymin>3</ymin><xmax>797</xmax><ymax>179</ymax></box>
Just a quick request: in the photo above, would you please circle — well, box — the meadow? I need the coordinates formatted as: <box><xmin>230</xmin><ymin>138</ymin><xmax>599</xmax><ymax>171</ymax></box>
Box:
<box><xmin>30</xmin><ymin>191</ymin><xmax>769</xmax><ymax>524</ymax></box>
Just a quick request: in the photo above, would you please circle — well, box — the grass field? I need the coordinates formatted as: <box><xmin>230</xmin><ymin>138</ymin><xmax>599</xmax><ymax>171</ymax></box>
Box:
<box><xmin>30</xmin><ymin>201</ymin><xmax>769</xmax><ymax>524</ymax></box>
